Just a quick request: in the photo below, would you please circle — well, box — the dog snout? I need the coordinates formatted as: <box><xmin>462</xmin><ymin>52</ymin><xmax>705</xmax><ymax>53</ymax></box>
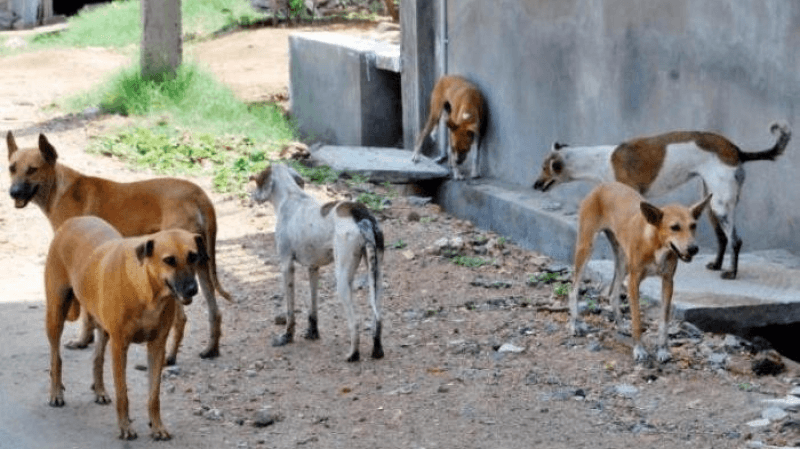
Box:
<box><xmin>9</xmin><ymin>182</ymin><xmax>29</xmax><ymax>200</ymax></box>
<box><xmin>688</xmin><ymin>245</ymin><xmax>699</xmax><ymax>257</ymax></box>
<box><xmin>456</xmin><ymin>153</ymin><xmax>467</xmax><ymax>165</ymax></box>
<box><xmin>533</xmin><ymin>179</ymin><xmax>543</xmax><ymax>190</ymax></box>
<box><xmin>174</xmin><ymin>276</ymin><xmax>198</xmax><ymax>304</ymax></box>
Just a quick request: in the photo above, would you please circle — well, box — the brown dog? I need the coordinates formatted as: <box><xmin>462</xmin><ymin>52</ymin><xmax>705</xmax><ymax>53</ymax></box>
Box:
<box><xmin>45</xmin><ymin>216</ymin><xmax>206</xmax><ymax>440</ymax></box>
<box><xmin>411</xmin><ymin>75</ymin><xmax>485</xmax><ymax>180</ymax></box>
<box><xmin>569</xmin><ymin>182</ymin><xmax>710</xmax><ymax>363</ymax></box>
<box><xmin>7</xmin><ymin>131</ymin><xmax>231</xmax><ymax>363</ymax></box>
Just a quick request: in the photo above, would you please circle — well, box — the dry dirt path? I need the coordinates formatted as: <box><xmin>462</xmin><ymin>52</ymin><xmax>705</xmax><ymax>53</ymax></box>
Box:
<box><xmin>0</xmin><ymin>21</ymin><xmax>798</xmax><ymax>449</ymax></box>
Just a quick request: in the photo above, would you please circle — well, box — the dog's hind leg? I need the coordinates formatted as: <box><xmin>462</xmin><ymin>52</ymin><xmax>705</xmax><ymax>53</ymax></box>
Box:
<box><xmin>366</xmin><ymin>244</ymin><xmax>383</xmax><ymax>359</ymax></box>
<box><xmin>335</xmin><ymin>236</ymin><xmax>363</xmax><ymax>362</ymax></box>
<box><xmin>45</xmin><ymin>261</ymin><xmax>71</xmax><ymax>407</ymax></box>
<box><xmin>273</xmin><ymin>260</ymin><xmax>295</xmax><ymax>347</ymax></box>
<box><xmin>603</xmin><ymin>230</ymin><xmax>626</xmax><ymax>323</ymax></box>
<box><xmin>569</xmin><ymin>212</ymin><xmax>600</xmax><ymax>337</ymax></box>
<box><xmin>304</xmin><ymin>266</ymin><xmax>320</xmax><ymax>340</ymax></box>
<box><xmin>196</xmin><ymin>266</ymin><xmax>222</xmax><ymax>359</ymax></box>
<box><xmin>705</xmin><ymin>207</ymin><xmax>728</xmax><ymax>272</ymax></box>
<box><xmin>91</xmin><ymin>329</ymin><xmax>111</xmax><ymax>404</ymax></box>
<box><xmin>64</xmin><ymin>309</ymin><xmax>95</xmax><ymax>350</ymax></box>
<box><xmin>165</xmin><ymin>303</ymin><xmax>187</xmax><ymax>365</ymax></box>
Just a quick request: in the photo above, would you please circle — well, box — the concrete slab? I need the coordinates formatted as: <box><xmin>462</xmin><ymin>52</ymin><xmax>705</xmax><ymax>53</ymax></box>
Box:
<box><xmin>437</xmin><ymin>178</ymin><xmax>800</xmax><ymax>333</ymax></box>
<box><xmin>311</xmin><ymin>145</ymin><xmax>449</xmax><ymax>183</ymax></box>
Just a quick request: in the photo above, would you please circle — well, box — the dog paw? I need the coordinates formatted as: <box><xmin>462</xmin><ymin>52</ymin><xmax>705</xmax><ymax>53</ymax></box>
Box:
<box><xmin>149</xmin><ymin>427</ymin><xmax>172</xmax><ymax>441</ymax></box>
<box><xmin>94</xmin><ymin>392</ymin><xmax>111</xmax><ymax>405</ymax></box>
<box><xmin>721</xmin><ymin>270</ymin><xmax>737</xmax><ymax>280</ymax></box>
<box><xmin>199</xmin><ymin>346</ymin><xmax>220</xmax><ymax>359</ymax></box>
<box><xmin>119</xmin><ymin>427</ymin><xmax>138</xmax><ymax>440</ymax></box>
<box><xmin>272</xmin><ymin>333</ymin><xmax>293</xmax><ymax>347</ymax></box>
<box><xmin>346</xmin><ymin>350</ymin><xmax>360</xmax><ymax>363</ymax></box>
<box><xmin>705</xmin><ymin>261</ymin><xmax>722</xmax><ymax>271</ymax></box>
<box><xmin>303</xmin><ymin>327</ymin><xmax>320</xmax><ymax>340</ymax></box>
<box><xmin>434</xmin><ymin>154</ymin><xmax>448</xmax><ymax>164</ymax></box>
<box><xmin>165</xmin><ymin>355</ymin><xmax>177</xmax><ymax>366</ymax></box>
<box><xmin>48</xmin><ymin>396</ymin><xmax>65</xmax><ymax>407</ymax></box>
<box><xmin>633</xmin><ymin>345</ymin><xmax>650</xmax><ymax>363</ymax></box>
<box><xmin>64</xmin><ymin>339</ymin><xmax>91</xmax><ymax>350</ymax></box>
<box><xmin>656</xmin><ymin>347</ymin><xmax>672</xmax><ymax>363</ymax></box>
<box><xmin>371</xmin><ymin>344</ymin><xmax>384</xmax><ymax>359</ymax></box>
<box><xmin>411</xmin><ymin>153</ymin><xmax>421</xmax><ymax>163</ymax></box>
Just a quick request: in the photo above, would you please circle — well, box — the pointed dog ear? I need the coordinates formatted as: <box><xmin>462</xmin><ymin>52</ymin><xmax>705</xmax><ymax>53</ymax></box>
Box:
<box><xmin>692</xmin><ymin>194</ymin><xmax>713</xmax><ymax>219</ymax></box>
<box><xmin>38</xmin><ymin>134</ymin><xmax>58</xmax><ymax>165</ymax></box>
<box><xmin>553</xmin><ymin>141</ymin><xmax>569</xmax><ymax>151</ymax></box>
<box><xmin>136</xmin><ymin>239</ymin><xmax>155</xmax><ymax>264</ymax></box>
<box><xmin>446</xmin><ymin>119</ymin><xmax>458</xmax><ymax>131</ymax></box>
<box><xmin>640</xmin><ymin>201</ymin><xmax>664</xmax><ymax>226</ymax></box>
<box><xmin>194</xmin><ymin>235</ymin><xmax>209</xmax><ymax>265</ymax></box>
<box><xmin>287</xmin><ymin>166</ymin><xmax>306</xmax><ymax>189</ymax></box>
<box><xmin>7</xmin><ymin>131</ymin><xmax>17</xmax><ymax>160</ymax></box>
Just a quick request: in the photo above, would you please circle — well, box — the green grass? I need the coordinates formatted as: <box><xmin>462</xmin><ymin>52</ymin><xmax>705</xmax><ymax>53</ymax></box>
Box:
<box><xmin>450</xmin><ymin>255</ymin><xmax>492</xmax><ymax>268</ymax></box>
<box><xmin>74</xmin><ymin>63</ymin><xmax>296</xmax><ymax>194</ymax></box>
<box><xmin>30</xmin><ymin>0</ymin><xmax>266</xmax><ymax>50</ymax></box>
<box><xmin>288</xmin><ymin>162</ymin><xmax>341</xmax><ymax>185</ymax></box>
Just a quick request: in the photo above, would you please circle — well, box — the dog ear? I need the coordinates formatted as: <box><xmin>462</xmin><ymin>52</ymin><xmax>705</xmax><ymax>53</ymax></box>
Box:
<box><xmin>553</xmin><ymin>142</ymin><xmax>569</xmax><ymax>151</ymax></box>
<box><xmin>7</xmin><ymin>131</ymin><xmax>17</xmax><ymax>159</ymax></box>
<box><xmin>691</xmin><ymin>194</ymin><xmax>713</xmax><ymax>219</ymax></box>
<box><xmin>446</xmin><ymin>119</ymin><xmax>458</xmax><ymax>131</ymax></box>
<box><xmin>640</xmin><ymin>201</ymin><xmax>664</xmax><ymax>226</ymax></box>
<box><xmin>135</xmin><ymin>239</ymin><xmax>155</xmax><ymax>263</ymax></box>
<box><xmin>38</xmin><ymin>134</ymin><xmax>58</xmax><ymax>165</ymax></box>
<box><xmin>286</xmin><ymin>166</ymin><xmax>305</xmax><ymax>189</ymax></box>
<box><xmin>194</xmin><ymin>235</ymin><xmax>209</xmax><ymax>265</ymax></box>
<box><xmin>442</xmin><ymin>101</ymin><xmax>452</xmax><ymax>115</ymax></box>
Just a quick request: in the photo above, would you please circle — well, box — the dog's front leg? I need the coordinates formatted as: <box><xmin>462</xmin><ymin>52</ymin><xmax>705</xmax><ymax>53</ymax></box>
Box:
<box><xmin>147</xmin><ymin>331</ymin><xmax>171</xmax><ymax>440</ymax></box>
<box><xmin>91</xmin><ymin>329</ymin><xmax>111</xmax><ymax>404</ymax></box>
<box><xmin>656</xmin><ymin>270</ymin><xmax>676</xmax><ymax>363</ymax></box>
<box><xmin>111</xmin><ymin>337</ymin><xmax>136</xmax><ymax>440</ymax></box>
<box><xmin>449</xmin><ymin>147</ymin><xmax>464</xmax><ymax>180</ymax></box>
<box><xmin>469</xmin><ymin>134</ymin><xmax>481</xmax><ymax>179</ymax></box>
<box><xmin>304</xmin><ymin>266</ymin><xmax>320</xmax><ymax>340</ymax></box>
<box><xmin>627</xmin><ymin>271</ymin><xmax>649</xmax><ymax>363</ymax></box>
<box><xmin>273</xmin><ymin>260</ymin><xmax>295</xmax><ymax>346</ymax></box>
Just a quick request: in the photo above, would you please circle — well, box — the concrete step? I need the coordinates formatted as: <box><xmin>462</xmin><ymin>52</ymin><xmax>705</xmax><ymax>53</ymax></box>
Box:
<box><xmin>437</xmin><ymin>178</ymin><xmax>800</xmax><ymax>333</ymax></box>
<box><xmin>311</xmin><ymin>145</ymin><xmax>449</xmax><ymax>183</ymax></box>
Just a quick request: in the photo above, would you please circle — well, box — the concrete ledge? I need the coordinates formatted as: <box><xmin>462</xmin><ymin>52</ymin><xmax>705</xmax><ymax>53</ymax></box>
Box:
<box><xmin>437</xmin><ymin>179</ymin><xmax>800</xmax><ymax>333</ymax></box>
<box><xmin>311</xmin><ymin>146</ymin><xmax>449</xmax><ymax>183</ymax></box>
<box><xmin>289</xmin><ymin>32</ymin><xmax>402</xmax><ymax>147</ymax></box>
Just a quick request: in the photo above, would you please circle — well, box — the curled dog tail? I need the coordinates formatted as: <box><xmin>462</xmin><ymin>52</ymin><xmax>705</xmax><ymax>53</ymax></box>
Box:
<box><xmin>739</xmin><ymin>121</ymin><xmax>792</xmax><ymax>163</ymax></box>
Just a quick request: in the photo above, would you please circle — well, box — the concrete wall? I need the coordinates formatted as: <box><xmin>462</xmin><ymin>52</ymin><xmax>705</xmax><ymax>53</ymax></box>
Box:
<box><xmin>407</xmin><ymin>0</ymin><xmax>800</xmax><ymax>253</ymax></box>
<box><xmin>290</xmin><ymin>33</ymin><xmax>403</xmax><ymax>147</ymax></box>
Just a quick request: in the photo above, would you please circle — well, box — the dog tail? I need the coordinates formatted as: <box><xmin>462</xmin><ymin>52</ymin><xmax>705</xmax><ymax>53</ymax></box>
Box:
<box><xmin>200</xmin><ymin>201</ymin><xmax>234</xmax><ymax>303</ymax></box>
<box><xmin>739</xmin><ymin>121</ymin><xmax>792</xmax><ymax>163</ymax></box>
<box><xmin>350</xmin><ymin>204</ymin><xmax>384</xmax><ymax>305</ymax></box>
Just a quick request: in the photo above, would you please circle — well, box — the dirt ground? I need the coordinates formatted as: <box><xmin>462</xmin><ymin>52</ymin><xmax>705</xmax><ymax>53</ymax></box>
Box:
<box><xmin>1</xmin><ymin>21</ymin><xmax>800</xmax><ymax>449</ymax></box>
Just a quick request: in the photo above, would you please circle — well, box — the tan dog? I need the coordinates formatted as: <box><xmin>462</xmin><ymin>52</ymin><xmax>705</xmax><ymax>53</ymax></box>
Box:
<box><xmin>534</xmin><ymin>123</ymin><xmax>791</xmax><ymax>279</ymax></box>
<box><xmin>45</xmin><ymin>216</ymin><xmax>206</xmax><ymax>440</ymax></box>
<box><xmin>569</xmin><ymin>182</ymin><xmax>711</xmax><ymax>363</ymax></box>
<box><xmin>7</xmin><ymin>131</ymin><xmax>231</xmax><ymax>363</ymax></box>
<box><xmin>411</xmin><ymin>75</ymin><xmax>485</xmax><ymax>180</ymax></box>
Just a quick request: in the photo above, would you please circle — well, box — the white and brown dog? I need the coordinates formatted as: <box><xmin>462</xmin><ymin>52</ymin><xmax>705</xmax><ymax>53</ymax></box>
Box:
<box><xmin>411</xmin><ymin>75</ymin><xmax>485</xmax><ymax>180</ymax></box>
<box><xmin>534</xmin><ymin>123</ymin><xmax>791</xmax><ymax>279</ymax></box>
<box><xmin>251</xmin><ymin>163</ymin><xmax>384</xmax><ymax>362</ymax></box>
<box><xmin>570</xmin><ymin>182</ymin><xmax>711</xmax><ymax>363</ymax></box>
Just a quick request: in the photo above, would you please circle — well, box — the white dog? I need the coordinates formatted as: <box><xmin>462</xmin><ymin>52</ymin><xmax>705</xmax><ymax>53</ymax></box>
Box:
<box><xmin>251</xmin><ymin>163</ymin><xmax>384</xmax><ymax>362</ymax></box>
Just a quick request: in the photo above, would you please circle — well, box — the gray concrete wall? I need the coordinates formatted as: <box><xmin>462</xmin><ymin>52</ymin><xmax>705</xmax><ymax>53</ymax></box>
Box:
<box><xmin>416</xmin><ymin>0</ymin><xmax>800</xmax><ymax>253</ymax></box>
<box><xmin>290</xmin><ymin>33</ymin><xmax>403</xmax><ymax>147</ymax></box>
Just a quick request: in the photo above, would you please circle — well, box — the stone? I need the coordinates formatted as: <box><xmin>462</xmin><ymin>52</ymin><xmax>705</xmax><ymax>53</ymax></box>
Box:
<box><xmin>253</xmin><ymin>409</ymin><xmax>277</xmax><ymax>427</ymax></box>
<box><xmin>762</xmin><ymin>406</ymin><xmax>788</xmax><ymax>422</ymax></box>
<box><xmin>762</xmin><ymin>395</ymin><xmax>800</xmax><ymax>411</ymax></box>
<box><xmin>3</xmin><ymin>37</ymin><xmax>27</xmax><ymax>50</ymax></box>
<box><xmin>708</xmin><ymin>352</ymin><xmax>728</xmax><ymax>369</ymax></box>
<box><xmin>746</xmin><ymin>418</ymin><xmax>770</xmax><ymax>428</ymax></box>
<box><xmin>311</xmin><ymin>147</ymin><xmax>448</xmax><ymax>183</ymax></box>
<box><xmin>612</xmin><ymin>384</ymin><xmax>639</xmax><ymax>399</ymax></box>
<box><xmin>497</xmin><ymin>343</ymin><xmax>524</xmax><ymax>353</ymax></box>
<box><xmin>206</xmin><ymin>408</ymin><xmax>224</xmax><ymax>421</ymax></box>
<box><xmin>408</xmin><ymin>196</ymin><xmax>432</xmax><ymax>207</ymax></box>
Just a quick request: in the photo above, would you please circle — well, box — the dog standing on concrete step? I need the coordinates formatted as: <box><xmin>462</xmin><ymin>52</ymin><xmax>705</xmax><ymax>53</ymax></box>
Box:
<box><xmin>533</xmin><ymin>122</ymin><xmax>791</xmax><ymax>279</ymax></box>
<box><xmin>7</xmin><ymin>131</ymin><xmax>231</xmax><ymax>364</ymax></box>
<box><xmin>250</xmin><ymin>163</ymin><xmax>384</xmax><ymax>362</ymax></box>
<box><xmin>46</xmin><ymin>216</ymin><xmax>206</xmax><ymax>440</ymax></box>
<box><xmin>411</xmin><ymin>75</ymin><xmax>485</xmax><ymax>180</ymax></box>
<box><xmin>570</xmin><ymin>182</ymin><xmax>711</xmax><ymax>363</ymax></box>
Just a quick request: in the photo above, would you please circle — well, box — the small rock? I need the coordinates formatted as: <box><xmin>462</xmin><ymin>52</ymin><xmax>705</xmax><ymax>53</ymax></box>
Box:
<box><xmin>497</xmin><ymin>343</ymin><xmax>525</xmax><ymax>353</ymax></box>
<box><xmin>724</xmin><ymin>334</ymin><xmax>743</xmax><ymax>351</ymax></box>
<box><xmin>746</xmin><ymin>418</ymin><xmax>770</xmax><ymax>428</ymax></box>
<box><xmin>612</xmin><ymin>384</ymin><xmax>639</xmax><ymax>399</ymax></box>
<box><xmin>206</xmin><ymin>408</ymin><xmax>224</xmax><ymax>421</ymax></box>
<box><xmin>253</xmin><ymin>409</ymin><xmax>276</xmax><ymax>427</ymax></box>
<box><xmin>791</xmin><ymin>387</ymin><xmax>800</xmax><ymax>397</ymax></box>
<box><xmin>82</xmin><ymin>106</ymin><xmax>101</xmax><ymax>118</ymax></box>
<box><xmin>3</xmin><ymin>36</ymin><xmax>27</xmax><ymax>50</ymax></box>
<box><xmin>762</xmin><ymin>396</ymin><xmax>800</xmax><ymax>411</ymax></box>
<box><xmin>762</xmin><ymin>406</ymin><xmax>788</xmax><ymax>422</ymax></box>
<box><xmin>708</xmin><ymin>352</ymin><xmax>728</xmax><ymax>369</ymax></box>
<box><xmin>246</xmin><ymin>369</ymin><xmax>257</xmax><ymax>378</ymax></box>
<box><xmin>402</xmin><ymin>250</ymin><xmax>415</xmax><ymax>260</ymax></box>
<box><xmin>408</xmin><ymin>196</ymin><xmax>432</xmax><ymax>207</ymax></box>
<box><xmin>407</xmin><ymin>211</ymin><xmax>421</xmax><ymax>222</ymax></box>
<box><xmin>164</xmin><ymin>366</ymin><xmax>181</xmax><ymax>377</ymax></box>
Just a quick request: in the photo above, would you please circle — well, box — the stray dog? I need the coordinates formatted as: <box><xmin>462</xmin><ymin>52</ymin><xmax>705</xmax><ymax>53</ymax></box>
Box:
<box><xmin>411</xmin><ymin>75</ymin><xmax>485</xmax><ymax>180</ymax></box>
<box><xmin>569</xmin><ymin>182</ymin><xmax>711</xmax><ymax>363</ymax></box>
<box><xmin>45</xmin><ymin>216</ymin><xmax>205</xmax><ymax>440</ymax></box>
<box><xmin>7</xmin><ymin>132</ymin><xmax>231</xmax><ymax>363</ymax></box>
<box><xmin>533</xmin><ymin>123</ymin><xmax>791</xmax><ymax>279</ymax></box>
<box><xmin>251</xmin><ymin>163</ymin><xmax>384</xmax><ymax>362</ymax></box>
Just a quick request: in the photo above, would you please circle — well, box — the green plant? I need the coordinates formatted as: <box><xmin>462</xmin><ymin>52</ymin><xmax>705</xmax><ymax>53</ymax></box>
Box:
<box><xmin>289</xmin><ymin>0</ymin><xmax>305</xmax><ymax>18</ymax></box>
<box><xmin>529</xmin><ymin>272</ymin><xmax>558</xmax><ymax>284</ymax></box>
<box><xmin>450</xmin><ymin>255</ymin><xmax>491</xmax><ymax>268</ymax></box>
<box><xmin>288</xmin><ymin>162</ymin><xmax>340</xmax><ymax>185</ymax></box>
<box><xmin>419</xmin><ymin>217</ymin><xmax>433</xmax><ymax>224</ymax></box>
<box><xmin>356</xmin><ymin>191</ymin><xmax>387</xmax><ymax>211</ymax></box>
<box><xmin>498</xmin><ymin>236</ymin><xmax>507</xmax><ymax>245</ymax></box>
<box><xmin>391</xmin><ymin>239</ymin><xmax>407</xmax><ymax>249</ymax></box>
<box><xmin>346</xmin><ymin>173</ymin><xmax>369</xmax><ymax>187</ymax></box>
<box><xmin>737</xmin><ymin>382</ymin><xmax>752</xmax><ymax>392</ymax></box>
<box><xmin>552</xmin><ymin>282</ymin><xmax>571</xmax><ymax>297</ymax></box>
